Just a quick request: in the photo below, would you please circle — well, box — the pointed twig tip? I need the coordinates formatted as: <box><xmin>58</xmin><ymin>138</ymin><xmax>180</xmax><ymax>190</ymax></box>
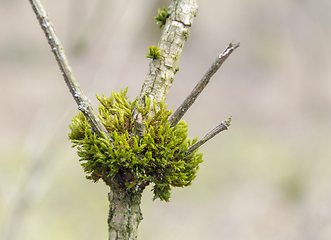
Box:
<box><xmin>230</xmin><ymin>42</ymin><xmax>240</xmax><ymax>49</ymax></box>
<box><xmin>223</xmin><ymin>116</ymin><xmax>232</xmax><ymax>129</ymax></box>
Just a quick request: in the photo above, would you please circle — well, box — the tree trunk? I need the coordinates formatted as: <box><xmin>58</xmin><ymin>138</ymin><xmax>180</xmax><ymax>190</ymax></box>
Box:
<box><xmin>107</xmin><ymin>183</ymin><xmax>143</xmax><ymax>240</ymax></box>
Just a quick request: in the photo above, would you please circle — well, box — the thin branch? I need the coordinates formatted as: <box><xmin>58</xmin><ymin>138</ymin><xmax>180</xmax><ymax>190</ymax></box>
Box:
<box><xmin>28</xmin><ymin>0</ymin><xmax>112</xmax><ymax>141</ymax></box>
<box><xmin>168</xmin><ymin>42</ymin><xmax>240</xmax><ymax>127</ymax></box>
<box><xmin>185</xmin><ymin>116</ymin><xmax>232</xmax><ymax>156</ymax></box>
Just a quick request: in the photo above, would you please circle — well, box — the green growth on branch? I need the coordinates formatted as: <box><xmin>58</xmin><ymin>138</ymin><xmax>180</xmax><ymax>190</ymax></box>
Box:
<box><xmin>154</xmin><ymin>6</ymin><xmax>169</xmax><ymax>28</ymax></box>
<box><xmin>68</xmin><ymin>88</ymin><xmax>203</xmax><ymax>201</ymax></box>
<box><xmin>146</xmin><ymin>45</ymin><xmax>162</xmax><ymax>60</ymax></box>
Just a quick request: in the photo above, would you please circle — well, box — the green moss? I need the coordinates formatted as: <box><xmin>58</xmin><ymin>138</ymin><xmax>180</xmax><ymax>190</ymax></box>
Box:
<box><xmin>146</xmin><ymin>46</ymin><xmax>162</xmax><ymax>60</ymax></box>
<box><xmin>68</xmin><ymin>88</ymin><xmax>203</xmax><ymax>201</ymax></box>
<box><xmin>183</xmin><ymin>29</ymin><xmax>190</xmax><ymax>41</ymax></box>
<box><xmin>154</xmin><ymin>7</ymin><xmax>169</xmax><ymax>28</ymax></box>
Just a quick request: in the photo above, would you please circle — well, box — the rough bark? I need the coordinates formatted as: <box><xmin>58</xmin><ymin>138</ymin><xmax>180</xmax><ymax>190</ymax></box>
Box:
<box><xmin>107</xmin><ymin>182</ymin><xmax>143</xmax><ymax>240</ymax></box>
<box><xmin>139</xmin><ymin>0</ymin><xmax>198</xmax><ymax>112</ymax></box>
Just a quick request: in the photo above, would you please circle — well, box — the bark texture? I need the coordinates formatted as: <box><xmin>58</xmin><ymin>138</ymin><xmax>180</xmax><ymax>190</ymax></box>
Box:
<box><xmin>139</xmin><ymin>0</ymin><xmax>198</xmax><ymax>111</ymax></box>
<box><xmin>107</xmin><ymin>181</ymin><xmax>143</xmax><ymax>240</ymax></box>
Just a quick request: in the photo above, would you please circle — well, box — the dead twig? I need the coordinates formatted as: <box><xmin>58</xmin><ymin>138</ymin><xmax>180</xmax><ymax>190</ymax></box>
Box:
<box><xmin>185</xmin><ymin>116</ymin><xmax>232</xmax><ymax>156</ymax></box>
<box><xmin>169</xmin><ymin>42</ymin><xmax>239</xmax><ymax>127</ymax></box>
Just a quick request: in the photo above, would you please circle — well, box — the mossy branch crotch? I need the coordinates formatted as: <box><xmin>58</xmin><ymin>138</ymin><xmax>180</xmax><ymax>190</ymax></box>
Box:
<box><xmin>68</xmin><ymin>88</ymin><xmax>203</xmax><ymax>202</ymax></box>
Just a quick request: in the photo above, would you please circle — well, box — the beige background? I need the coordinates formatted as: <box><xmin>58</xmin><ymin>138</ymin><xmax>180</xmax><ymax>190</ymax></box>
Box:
<box><xmin>1</xmin><ymin>0</ymin><xmax>331</xmax><ymax>239</ymax></box>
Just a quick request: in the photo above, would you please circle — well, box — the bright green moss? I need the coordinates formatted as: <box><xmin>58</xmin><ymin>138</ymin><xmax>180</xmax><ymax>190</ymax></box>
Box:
<box><xmin>68</xmin><ymin>88</ymin><xmax>203</xmax><ymax>201</ymax></box>
<box><xmin>183</xmin><ymin>29</ymin><xmax>190</xmax><ymax>41</ymax></box>
<box><xmin>146</xmin><ymin>46</ymin><xmax>162</xmax><ymax>60</ymax></box>
<box><xmin>154</xmin><ymin>7</ymin><xmax>169</xmax><ymax>28</ymax></box>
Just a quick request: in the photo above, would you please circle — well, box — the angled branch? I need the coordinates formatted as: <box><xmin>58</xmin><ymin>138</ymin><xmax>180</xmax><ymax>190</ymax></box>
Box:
<box><xmin>185</xmin><ymin>117</ymin><xmax>232</xmax><ymax>156</ymax></box>
<box><xmin>168</xmin><ymin>42</ymin><xmax>240</xmax><ymax>127</ymax></box>
<box><xmin>28</xmin><ymin>0</ymin><xmax>112</xmax><ymax>141</ymax></box>
<box><xmin>139</xmin><ymin>0</ymin><xmax>198</xmax><ymax>113</ymax></box>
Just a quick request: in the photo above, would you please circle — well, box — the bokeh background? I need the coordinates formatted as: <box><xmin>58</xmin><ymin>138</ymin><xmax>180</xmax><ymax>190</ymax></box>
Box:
<box><xmin>1</xmin><ymin>0</ymin><xmax>331</xmax><ymax>239</ymax></box>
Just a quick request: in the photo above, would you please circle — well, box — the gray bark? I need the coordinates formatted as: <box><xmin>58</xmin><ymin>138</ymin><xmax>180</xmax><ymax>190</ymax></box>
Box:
<box><xmin>139</xmin><ymin>0</ymin><xmax>198</xmax><ymax>113</ymax></box>
<box><xmin>107</xmin><ymin>181</ymin><xmax>143</xmax><ymax>240</ymax></box>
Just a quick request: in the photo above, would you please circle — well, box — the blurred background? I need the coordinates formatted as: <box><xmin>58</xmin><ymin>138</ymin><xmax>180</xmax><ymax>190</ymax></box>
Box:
<box><xmin>1</xmin><ymin>0</ymin><xmax>331</xmax><ymax>239</ymax></box>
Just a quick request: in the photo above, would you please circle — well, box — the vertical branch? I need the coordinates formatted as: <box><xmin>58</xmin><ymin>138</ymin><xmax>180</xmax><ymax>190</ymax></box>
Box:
<box><xmin>139</xmin><ymin>0</ymin><xmax>198</xmax><ymax>112</ymax></box>
<box><xmin>28</xmin><ymin>0</ymin><xmax>111</xmax><ymax>141</ymax></box>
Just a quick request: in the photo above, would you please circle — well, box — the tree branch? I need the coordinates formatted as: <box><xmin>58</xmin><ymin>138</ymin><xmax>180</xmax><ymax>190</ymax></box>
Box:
<box><xmin>185</xmin><ymin>116</ymin><xmax>232</xmax><ymax>156</ymax></box>
<box><xmin>168</xmin><ymin>42</ymin><xmax>240</xmax><ymax>127</ymax></box>
<box><xmin>28</xmin><ymin>0</ymin><xmax>112</xmax><ymax>141</ymax></box>
<box><xmin>138</xmin><ymin>0</ymin><xmax>198</xmax><ymax>113</ymax></box>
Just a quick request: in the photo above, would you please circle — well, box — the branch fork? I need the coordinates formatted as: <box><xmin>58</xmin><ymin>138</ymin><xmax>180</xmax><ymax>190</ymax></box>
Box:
<box><xmin>29</xmin><ymin>0</ymin><xmax>239</xmax><ymax>239</ymax></box>
<box><xmin>166</xmin><ymin>42</ymin><xmax>239</xmax><ymax>155</ymax></box>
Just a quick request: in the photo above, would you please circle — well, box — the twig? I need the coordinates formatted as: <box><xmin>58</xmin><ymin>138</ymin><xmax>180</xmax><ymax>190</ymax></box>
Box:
<box><xmin>168</xmin><ymin>42</ymin><xmax>240</xmax><ymax>127</ymax></box>
<box><xmin>28</xmin><ymin>0</ymin><xmax>112</xmax><ymax>141</ymax></box>
<box><xmin>185</xmin><ymin>116</ymin><xmax>232</xmax><ymax>156</ymax></box>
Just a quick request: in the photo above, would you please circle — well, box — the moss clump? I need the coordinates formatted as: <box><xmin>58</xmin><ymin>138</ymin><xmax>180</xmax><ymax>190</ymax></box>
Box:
<box><xmin>68</xmin><ymin>88</ymin><xmax>203</xmax><ymax>201</ymax></box>
<box><xmin>146</xmin><ymin>45</ymin><xmax>162</xmax><ymax>60</ymax></box>
<box><xmin>154</xmin><ymin>6</ymin><xmax>169</xmax><ymax>28</ymax></box>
